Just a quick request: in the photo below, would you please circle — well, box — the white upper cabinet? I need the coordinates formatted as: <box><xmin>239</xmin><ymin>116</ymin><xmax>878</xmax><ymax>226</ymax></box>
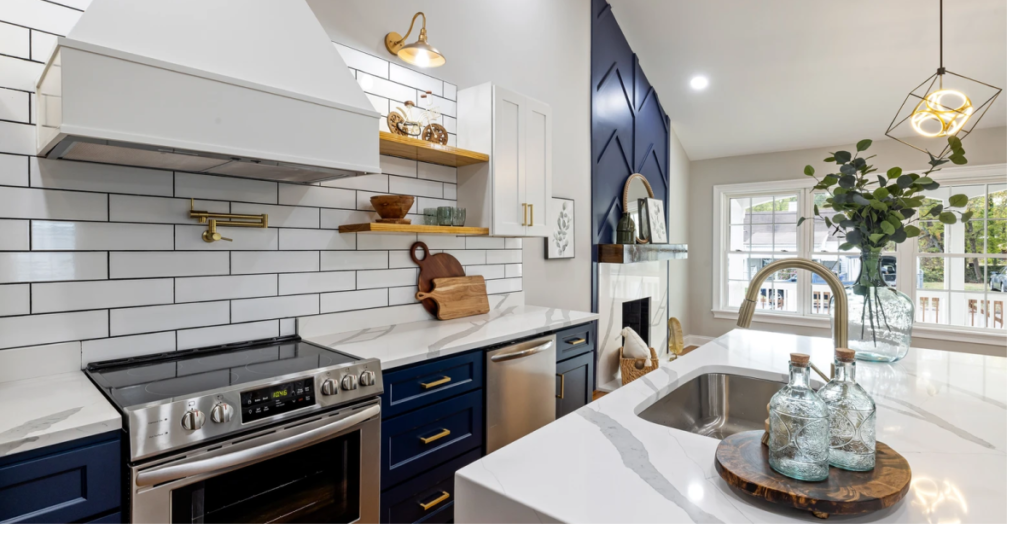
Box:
<box><xmin>457</xmin><ymin>83</ymin><xmax>552</xmax><ymax>237</ymax></box>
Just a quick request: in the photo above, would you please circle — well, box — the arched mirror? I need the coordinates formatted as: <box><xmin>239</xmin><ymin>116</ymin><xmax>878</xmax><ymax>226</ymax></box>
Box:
<box><xmin>622</xmin><ymin>173</ymin><xmax>654</xmax><ymax>243</ymax></box>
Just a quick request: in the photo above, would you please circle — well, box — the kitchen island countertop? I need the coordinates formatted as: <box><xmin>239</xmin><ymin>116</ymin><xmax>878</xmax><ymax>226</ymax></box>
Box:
<box><xmin>455</xmin><ymin>329</ymin><xmax>1006</xmax><ymax>524</ymax></box>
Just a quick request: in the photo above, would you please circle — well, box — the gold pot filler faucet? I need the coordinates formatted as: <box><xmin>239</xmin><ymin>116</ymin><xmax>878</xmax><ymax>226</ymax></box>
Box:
<box><xmin>189</xmin><ymin>199</ymin><xmax>268</xmax><ymax>242</ymax></box>
<box><xmin>735</xmin><ymin>259</ymin><xmax>848</xmax><ymax>380</ymax></box>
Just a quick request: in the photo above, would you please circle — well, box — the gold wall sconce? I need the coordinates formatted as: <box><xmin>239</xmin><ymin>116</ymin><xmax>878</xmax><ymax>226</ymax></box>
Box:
<box><xmin>384</xmin><ymin>12</ymin><xmax>445</xmax><ymax>68</ymax></box>
<box><xmin>189</xmin><ymin>199</ymin><xmax>268</xmax><ymax>243</ymax></box>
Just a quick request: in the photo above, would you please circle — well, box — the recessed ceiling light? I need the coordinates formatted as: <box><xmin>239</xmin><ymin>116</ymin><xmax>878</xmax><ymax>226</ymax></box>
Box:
<box><xmin>690</xmin><ymin>75</ymin><xmax>709</xmax><ymax>91</ymax></box>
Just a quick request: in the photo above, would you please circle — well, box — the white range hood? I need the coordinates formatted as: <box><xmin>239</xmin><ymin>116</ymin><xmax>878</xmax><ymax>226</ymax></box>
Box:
<box><xmin>35</xmin><ymin>0</ymin><xmax>380</xmax><ymax>183</ymax></box>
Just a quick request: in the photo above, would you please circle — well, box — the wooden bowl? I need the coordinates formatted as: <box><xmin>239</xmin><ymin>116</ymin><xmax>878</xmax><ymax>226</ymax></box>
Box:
<box><xmin>370</xmin><ymin>195</ymin><xmax>414</xmax><ymax>220</ymax></box>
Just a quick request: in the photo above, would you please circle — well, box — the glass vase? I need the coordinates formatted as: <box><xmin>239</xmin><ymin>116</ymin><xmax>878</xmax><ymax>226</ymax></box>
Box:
<box><xmin>831</xmin><ymin>249</ymin><xmax>914</xmax><ymax>363</ymax></box>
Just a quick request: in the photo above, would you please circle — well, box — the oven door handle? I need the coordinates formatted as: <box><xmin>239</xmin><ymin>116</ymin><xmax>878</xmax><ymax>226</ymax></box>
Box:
<box><xmin>136</xmin><ymin>403</ymin><xmax>380</xmax><ymax>488</ymax></box>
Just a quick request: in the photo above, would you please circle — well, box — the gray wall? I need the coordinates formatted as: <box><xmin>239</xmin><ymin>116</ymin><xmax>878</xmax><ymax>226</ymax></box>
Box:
<box><xmin>668</xmin><ymin>126</ymin><xmax>690</xmax><ymax>337</ymax></box>
<box><xmin>687</xmin><ymin>127</ymin><xmax>1007</xmax><ymax>356</ymax></box>
<box><xmin>307</xmin><ymin>0</ymin><xmax>593</xmax><ymax>312</ymax></box>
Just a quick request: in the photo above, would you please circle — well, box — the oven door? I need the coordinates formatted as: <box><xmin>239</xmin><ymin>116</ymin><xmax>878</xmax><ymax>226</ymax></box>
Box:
<box><xmin>130</xmin><ymin>399</ymin><xmax>380</xmax><ymax>524</ymax></box>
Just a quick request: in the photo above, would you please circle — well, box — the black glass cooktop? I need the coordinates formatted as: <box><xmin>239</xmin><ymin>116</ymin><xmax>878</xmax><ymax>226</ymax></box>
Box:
<box><xmin>85</xmin><ymin>337</ymin><xmax>361</xmax><ymax>409</ymax></box>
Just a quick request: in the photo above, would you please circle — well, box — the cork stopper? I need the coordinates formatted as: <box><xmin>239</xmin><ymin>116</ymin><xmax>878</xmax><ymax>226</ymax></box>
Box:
<box><xmin>835</xmin><ymin>348</ymin><xmax>856</xmax><ymax>362</ymax></box>
<box><xmin>789</xmin><ymin>353</ymin><xmax>810</xmax><ymax>367</ymax></box>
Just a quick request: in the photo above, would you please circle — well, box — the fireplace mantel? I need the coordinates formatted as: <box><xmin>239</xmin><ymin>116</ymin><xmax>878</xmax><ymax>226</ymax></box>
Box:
<box><xmin>597</xmin><ymin>244</ymin><xmax>688</xmax><ymax>264</ymax></box>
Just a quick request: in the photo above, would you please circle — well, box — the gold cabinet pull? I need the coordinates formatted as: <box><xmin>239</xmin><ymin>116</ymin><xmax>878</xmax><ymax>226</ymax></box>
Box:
<box><xmin>528</xmin><ymin>204</ymin><xmax>534</xmax><ymax>226</ymax></box>
<box><xmin>420</xmin><ymin>376</ymin><xmax>451</xmax><ymax>389</ymax></box>
<box><xmin>556</xmin><ymin>373</ymin><xmax>565</xmax><ymax>399</ymax></box>
<box><xmin>568</xmin><ymin>338</ymin><xmax>586</xmax><ymax>345</ymax></box>
<box><xmin>419</xmin><ymin>491</ymin><xmax>450</xmax><ymax>511</ymax></box>
<box><xmin>522</xmin><ymin>203</ymin><xmax>528</xmax><ymax>226</ymax></box>
<box><xmin>420</xmin><ymin>428</ymin><xmax>451</xmax><ymax>444</ymax></box>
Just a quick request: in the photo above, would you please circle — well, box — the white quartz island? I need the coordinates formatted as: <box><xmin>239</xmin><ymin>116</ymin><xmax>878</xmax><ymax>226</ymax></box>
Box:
<box><xmin>455</xmin><ymin>329</ymin><xmax>1006</xmax><ymax>524</ymax></box>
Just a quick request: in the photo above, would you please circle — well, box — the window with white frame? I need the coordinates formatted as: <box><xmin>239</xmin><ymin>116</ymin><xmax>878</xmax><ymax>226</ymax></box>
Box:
<box><xmin>712</xmin><ymin>166</ymin><xmax>1007</xmax><ymax>340</ymax></box>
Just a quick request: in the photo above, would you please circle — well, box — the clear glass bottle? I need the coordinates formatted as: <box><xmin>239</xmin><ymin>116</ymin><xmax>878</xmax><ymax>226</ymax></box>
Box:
<box><xmin>818</xmin><ymin>348</ymin><xmax>876</xmax><ymax>471</ymax></box>
<box><xmin>768</xmin><ymin>353</ymin><xmax>830</xmax><ymax>481</ymax></box>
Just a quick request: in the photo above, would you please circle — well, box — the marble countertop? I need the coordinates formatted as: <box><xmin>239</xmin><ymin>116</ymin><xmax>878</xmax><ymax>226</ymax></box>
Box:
<box><xmin>303</xmin><ymin>303</ymin><xmax>599</xmax><ymax>371</ymax></box>
<box><xmin>455</xmin><ymin>329</ymin><xmax>1007</xmax><ymax>524</ymax></box>
<box><xmin>0</xmin><ymin>371</ymin><xmax>122</xmax><ymax>458</ymax></box>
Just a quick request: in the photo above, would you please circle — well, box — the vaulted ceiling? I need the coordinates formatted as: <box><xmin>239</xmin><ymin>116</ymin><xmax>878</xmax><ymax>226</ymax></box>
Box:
<box><xmin>608</xmin><ymin>0</ymin><xmax>1007</xmax><ymax>160</ymax></box>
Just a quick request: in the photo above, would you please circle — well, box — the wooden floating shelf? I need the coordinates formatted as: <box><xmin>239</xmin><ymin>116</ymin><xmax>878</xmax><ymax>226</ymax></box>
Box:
<box><xmin>597</xmin><ymin>243</ymin><xmax>688</xmax><ymax>264</ymax></box>
<box><xmin>379</xmin><ymin>132</ymin><xmax>489</xmax><ymax>167</ymax></box>
<box><xmin>338</xmin><ymin>223</ymin><xmax>490</xmax><ymax>236</ymax></box>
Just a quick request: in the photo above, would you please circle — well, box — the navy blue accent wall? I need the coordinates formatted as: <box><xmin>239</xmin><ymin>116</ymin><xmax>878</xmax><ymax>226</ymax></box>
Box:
<box><xmin>590</xmin><ymin>0</ymin><xmax>671</xmax><ymax>309</ymax></box>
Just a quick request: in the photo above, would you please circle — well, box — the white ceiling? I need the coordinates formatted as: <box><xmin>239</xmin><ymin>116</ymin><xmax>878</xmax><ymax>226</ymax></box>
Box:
<box><xmin>608</xmin><ymin>0</ymin><xmax>1007</xmax><ymax>160</ymax></box>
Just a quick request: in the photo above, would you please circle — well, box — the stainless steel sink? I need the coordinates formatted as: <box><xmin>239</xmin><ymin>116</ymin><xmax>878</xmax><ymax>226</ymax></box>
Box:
<box><xmin>637</xmin><ymin>373</ymin><xmax>787</xmax><ymax>440</ymax></box>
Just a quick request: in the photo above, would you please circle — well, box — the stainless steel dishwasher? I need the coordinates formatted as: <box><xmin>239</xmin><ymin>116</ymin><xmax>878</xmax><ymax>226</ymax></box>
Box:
<box><xmin>486</xmin><ymin>335</ymin><xmax>557</xmax><ymax>453</ymax></box>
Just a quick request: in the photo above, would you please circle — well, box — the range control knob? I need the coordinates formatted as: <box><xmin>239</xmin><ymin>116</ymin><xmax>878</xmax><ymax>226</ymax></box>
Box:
<box><xmin>181</xmin><ymin>409</ymin><xmax>205</xmax><ymax>431</ymax></box>
<box><xmin>340</xmin><ymin>374</ymin><xmax>358</xmax><ymax>391</ymax></box>
<box><xmin>210</xmin><ymin>402</ymin><xmax>234</xmax><ymax>424</ymax></box>
<box><xmin>359</xmin><ymin>371</ymin><xmax>376</xmax><ymax>386</ymax></box>
<box><xmin>321</xmin><ymin>378</ymin><xmax>340</xmax><ymax>396</ymax></box>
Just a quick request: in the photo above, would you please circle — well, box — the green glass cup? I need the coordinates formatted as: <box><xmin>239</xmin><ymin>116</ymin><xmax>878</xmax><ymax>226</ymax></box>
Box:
<box><xmin>452</xmin><ymin>208</ymin><xmax>466</xmax><ymax>227</ymax></box>
<box><xmin>437</xmin><ymin>206</ymin><xmax>454</xmax><ymax>226</ymax></box>
<box><xmin>423</xmin><ymin>208</ymin><xmax>437</xmax><ymax>226</ymax></box>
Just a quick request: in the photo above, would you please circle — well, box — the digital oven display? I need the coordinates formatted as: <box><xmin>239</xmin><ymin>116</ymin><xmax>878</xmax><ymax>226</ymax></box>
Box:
<box><xmin>240</xmin><ymin>377</ymin><xmax>316</xmax><ymax>423</ymax></box>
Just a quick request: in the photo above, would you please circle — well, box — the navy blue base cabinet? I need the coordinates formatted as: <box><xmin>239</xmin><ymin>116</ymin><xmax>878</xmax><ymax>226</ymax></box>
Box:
<box><xmin>0</xmin><ymin>431</ymin><xmax>122</xmax><ymax>524</ymax></box>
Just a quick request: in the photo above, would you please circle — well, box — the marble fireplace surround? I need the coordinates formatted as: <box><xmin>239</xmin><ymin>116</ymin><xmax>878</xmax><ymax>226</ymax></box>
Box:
<box><xmin>596</xmin><ymin>261</ymin><xmax>669</xmax><ymax>391</ymax></box>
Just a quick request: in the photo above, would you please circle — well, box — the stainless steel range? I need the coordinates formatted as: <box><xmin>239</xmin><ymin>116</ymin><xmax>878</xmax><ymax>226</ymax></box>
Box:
<box><xmin>85</xmin><ymin>336</ymin><xmax>382</xmax><ymax>524</ymax></box>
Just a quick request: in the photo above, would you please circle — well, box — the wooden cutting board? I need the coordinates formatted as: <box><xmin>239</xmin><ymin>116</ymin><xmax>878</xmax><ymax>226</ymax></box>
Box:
<box><xmin>415</xmin><ymin>276</ymin><xmax>490</xmax><ymax>320</ymax></box>
<box><xmin>411</xmin><ymin>241</ymin><xmax>466</xmax><ymax>315</ymax></box>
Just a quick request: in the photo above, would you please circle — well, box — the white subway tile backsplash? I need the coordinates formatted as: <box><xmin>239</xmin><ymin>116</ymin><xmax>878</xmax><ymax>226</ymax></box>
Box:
<box><xmin>389</xmin><ymin>64</ymin><xmax>444</xmax><ymax>95</ymax></box>
<box><xmin>389</xmin><ymin>250</ymin><xmax>420</xmax><ymax>269</ymax></box>
<box><xmin>32</xmin><ymin>220</ymin><xmax>172</xmax><ymax>251</ymax></box>
<box><xmin>30</xmin><ymin>29</ymin><xmax>57</xmax><ymax>62</ymax></box>
<box><xmin>0</xmin><ymin>342</ymin><xmax>81</xmax><ymax>384</ymax></box>
<box><xmin>466</xmin><ymin>237</ymin><xmax>505</xmax><ymax>249</ymax></box>
<box><xmin>388</xmin><ymin>286</ymin><xmax>419</xmax><ymax>306</ymax></box>
<box><xmin>82</xmin><ymin>332</ymin><xmax>177</xmax><ymax>365</ymax></box>
<box><xmin>416</xmin><ymin>234</ymin><xmax>465</xmax><ymax>250</ymax></box>
<box><xmin>175</xmin><ymin>173</ymin><xmax>277</xmax><ymax>204</ymax></box>
<box><xmin>320</xmin><ymin>208</ymin><xmax>376</xmax><ymax>229</ymax></box>
<box><xmin>357</xmin><ymin>268</ymin><xmax>416</xmax><ymax>289</ymax></box>
<box><xmin>504</xmin><ymin>264</ymin><xmax>523</xmax><ymax>278</ymax></box>
<box><xmin>0</xmin><ymin>118</ymin><xmax>32</xmax><ymax>155</ymax></box>
<box><xmin>110</xmin><ymin>252</ymin><xmax>228</xmax><ymax>279</ymax></box>
<box><xmin>357</xmin><ymin>72</ymin><xmax>417</xmax><ymax>103</ymax></box>
<box><xmin>415</xmin><ymin>162</ymin><xmax>458</xmax><ymax>183</ymax></box>
<box><xmin>321</xmin><ymin>250</ymin><xmax>388</xmax><ymax>271</ymax></box>
<box><xmin>504</xmin><ymin>238</ymin><xmax>523</xmax><ymax>249</ymax></box>
<box><xmin>321</xmin><ymin>173</ymin><xmax>388</xmax><ymax>192</ymax></box>
<box><xmin>487</xmin><ymin>250</ymin><xmax>523</xmax><ymax>264</ymax></box>
<box><xmin>231</xmin><ymin>251</ymin><xmax>318</xmax><ymax>275</ymax></box>
<box><xmin>0</xmin><ymin>185</ymin><xmax>107</xmax><ymax>221</ymax></box>
<box><xmin>279</xmin><ymin>183</ymin><xmax>355</xmax><ymax>209</ymax></box>
<box><xmin>31</xmin><ymin>158</ymin><xmax>174</xmax><ymax>196</ymax></box>
<box><xmin>485</xmin><ymin>278</ymin><xmax>523</xmax><ymax>295</ymax></box>
<box><xmin>1</xmin><ymin>252</ymin><xmax>107</xmax><ymax>283</ymax></box>
<box><xmin>32</xmin><ymin>278</ymin><xmax>173</xmax><ymax>313</ymax></box>
<box><xmin>418</xmin><ymin>93</ymin><xmax>456</xmax><ymax>117</ymax></box>
<box><xmin>0</xmin><ymin>22</ymin><xmax>29</xmax><ymax>59</ymax></box>
<box><xmin>231</xmin><ymin>294</ymin><xmax>318</xmax><ymax>323</ymax></box>
<box><xmin>175</xmin><ymin>274</ymin><xmax>278</xmax><ymax>303</ymax></box>
<box><xmin>174</xmin><ymin>225</ymin><xmax>278</xmax><ymax>251</ymax></box>
<box><xmin>279</xmin><ymin>271</ymin><xmax>355</xmax><ymax>295</ymax></box>
<box><xmin>380</xmin><ymin>156</ymin><xmax>417</xmax><ymax>177</ymax></box>
<box><xmin>279</xmin><ymin>229</ymin><xmax>355</xmax><ymax>251</ymax></box>
<box><xmin>442</xmin><ymin>115</ymin><xmax>457</xmax><ymax>134</ymax></box>
<box><xmin>0</xmin><ymin>219</ymin><xmax>28</xmax><ymax>250</ymax></box>
<box><xmin>0</xmin><ymin>284</ymin><xmax>29</xmax><ymax>316</ymax></box>
<box><xmin>365</xmin><ymin>93</ymin><xmax>389</xmax><ymax>116</ymax></box>
<box><xmin>442</xmin><ymin>250</ymin><xmax>487</xmax><ymax>266</ymax></box>
<box><xmin>0</xmin><ymin>87</ymin><xmax>29</xmax><ymax>123</ymax></box>
<box><xmin>443</xmin><ymin>82</ymin><xmax>458</xmax><ymax>100</ymax></box>
<box><xmin>320</xmin><ymin>288</ymin><xmax>389</xmax><ymax>314</ymax></box>
<box><xmin>0</xmin><ymin>55</ymin><xmax>41</xmax><ymax>94</ymax></box>
<box><xmin>389</xmin><ymin>176</ymin><xmax>444</xmax><ymax>198</ymax></box>
<box><xmin>0</xmin><ymin>0</ymin><xmax>81</xmax><ymax>35</ymax></box>
<box><xmin>356</xmin><ymin>232</ymin><xmax>417</xmax><ymax>250</ymax></box>
<box><xmin>110</xmin><ymin>195</ymin><xmax>228</xmax><ymax>224</ymax></box>
<box><xmin>279</xmin><ymin>318</ymin><xmax>296</xmax><ymax>336</ymax></box>
<box><xmin>335</xmin><ymin>43</ymin><xmax>389</xmax><ymax>78</ymax></box>
<box><xmin>0</xmin><ymin>154</ymin><xmax>27</xmax><ymax>186</ymax></box>
<box><xmin>0</xmin><ymin>310</ymin><xmax>107</xmax><ymax>350</ymax></box>
<box><xmin>177</xmin><ymin>321</ymin><xmax>279</xmax><ymax>351</ymax></box>
<box><xmin>111</xmin><ymin>301</ymin><xmax>229</xmax><ymax>336</ymax></box>
<box><xmin>443</xmin><ymin>183</ymin><xmax>457</xmax><ymax>200</ymax></box>
<box><xmin>464</xmin><ymin>265</ymin><xmax>505</xmax><ymax>281</ymax></box>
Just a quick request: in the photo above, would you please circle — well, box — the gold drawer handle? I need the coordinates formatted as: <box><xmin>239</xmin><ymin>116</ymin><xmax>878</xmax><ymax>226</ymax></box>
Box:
<box><xmin>568</xmin><ymin>338</ymin><xmax>586</xmax><ymax>345</ymax></box>
<box><xmin>420</xmin><ymin>376</ymin><xmax>451</xmax><ymax>389</ymax></box>
<box><xmin>528</xmin><ymin>204</ymin><xmax>534</xmax><ymax>226</ymax></box>
<box><xmin>420</xmin><ymin>428</ymin><xmax>451</xmax><ymax>444</ymax></box>
<box><xmin>419</xmin><ymin>491</ymin><xmax>450</xmax><ymax>511</ymax></box>
<box><xmin>556</xmin><ymin>373</ymin><xmax>565</xmax><ymax>399</ymax></box>
<box><xmin>522</xmin><ymin>203</ymin><xmax>528</xmax><ymax>226</ymax></box>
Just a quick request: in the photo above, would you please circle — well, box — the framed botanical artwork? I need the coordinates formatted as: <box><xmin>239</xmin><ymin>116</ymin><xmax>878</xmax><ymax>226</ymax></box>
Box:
<box><xmin>639</xmin><ymin>198</ymin><xmax>668</xmax><ymax>244</ymax></box>
<box><xmin>545</xmin><ymin>197</ymin><xmax>575</xmax><ymax>259</ymax></box>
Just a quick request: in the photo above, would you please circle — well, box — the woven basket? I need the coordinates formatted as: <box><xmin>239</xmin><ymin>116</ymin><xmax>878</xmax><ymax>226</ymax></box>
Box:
<box><xmin>620</xmin><ymin>347</ymin><xmax>659</xmax><ymax>385</ymax></box>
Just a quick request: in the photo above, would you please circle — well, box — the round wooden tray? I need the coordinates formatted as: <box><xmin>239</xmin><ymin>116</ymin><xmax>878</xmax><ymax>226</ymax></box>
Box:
<box><xmin>714</xmin><ymin>431</ymin><xmax>911</xmax><ymax>519</ymax></box>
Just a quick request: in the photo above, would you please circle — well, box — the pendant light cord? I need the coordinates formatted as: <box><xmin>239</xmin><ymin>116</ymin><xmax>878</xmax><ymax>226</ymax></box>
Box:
<box><xmin>939</xmin><ymin>0</ymin><xmax>944</xmax><ymax>68</ymax></box>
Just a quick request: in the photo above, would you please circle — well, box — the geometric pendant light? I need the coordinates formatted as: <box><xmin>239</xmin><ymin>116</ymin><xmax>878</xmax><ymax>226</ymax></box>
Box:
<box><xmin>885</xmin><ymin>0</ymin><xmax>1002</xmax><ymax>159</ymax></box>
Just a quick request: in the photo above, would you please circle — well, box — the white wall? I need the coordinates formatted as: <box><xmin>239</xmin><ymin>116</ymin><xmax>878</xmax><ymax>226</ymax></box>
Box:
<box><xmin>306</xmin><ymin>0</ymin><xmax>592</xmax><ymax>312</ymax></box>
<box><xmin>687</xmin><ymin>126</ymin><xmax>1007</xmax><ymax>356</ymax></box>
<box><xmin>668</xmin><ymin>126</ymin><xmax>690</xmax><ymax>339</ymax></box>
